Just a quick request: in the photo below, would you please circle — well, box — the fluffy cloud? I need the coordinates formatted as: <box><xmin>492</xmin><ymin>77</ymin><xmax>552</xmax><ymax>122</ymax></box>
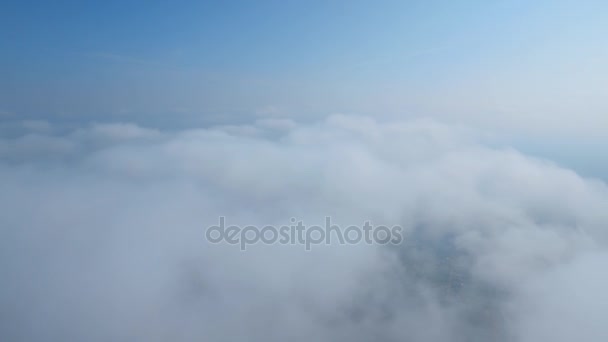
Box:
<box><xmin>0</xmin><ymin>115</ymin><xmax>607</xmax><ymax>341</ymax></box>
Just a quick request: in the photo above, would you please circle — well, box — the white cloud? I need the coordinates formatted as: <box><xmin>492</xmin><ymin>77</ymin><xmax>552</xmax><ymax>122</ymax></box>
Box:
<box><xmin>0</xmin><ymin>115</ymin><xmax>607</xmax><ymax>341</ymax></box>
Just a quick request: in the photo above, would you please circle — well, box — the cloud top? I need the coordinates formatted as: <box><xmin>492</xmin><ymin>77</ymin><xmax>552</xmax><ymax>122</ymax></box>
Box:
<box><xmin>1</xmin><ymin>115</ymin><xmax>607</xmax><ymax>341</ymax></box>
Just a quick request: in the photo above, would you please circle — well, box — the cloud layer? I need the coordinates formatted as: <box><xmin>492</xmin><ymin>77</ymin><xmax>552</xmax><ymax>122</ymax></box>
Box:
<box><xmin>1</xmin><ymin>115</ymin><xmax>607</xmax><ymax>341</ymax></box>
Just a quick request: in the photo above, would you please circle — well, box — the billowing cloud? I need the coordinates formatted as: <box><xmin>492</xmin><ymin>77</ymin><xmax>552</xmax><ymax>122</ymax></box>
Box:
<box><xmin>1</xmin><ymin>115</ymin><xmax>607</xmax><ymax>341</ymax></box>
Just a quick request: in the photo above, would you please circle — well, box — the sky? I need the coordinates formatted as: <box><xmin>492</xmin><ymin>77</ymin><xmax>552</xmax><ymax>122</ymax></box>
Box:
<box><xmin>2</xmin><ymin>0</ymin><xmax>606</xmax><ymax>128</ymax></box>
<box><xmin>2</xmin><ymin>0</ymin><xmax>607</xmax><ymax>175</ymax></box>
<box><xmin>1</xmin><ymin>2</ymin><xmax>608</xmax><ymax>341</ymax></box>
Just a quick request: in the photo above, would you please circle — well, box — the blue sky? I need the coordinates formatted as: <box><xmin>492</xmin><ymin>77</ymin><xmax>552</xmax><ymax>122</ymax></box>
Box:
<box><xmin>1</xmin><ymin>0</ymin><xmax>607</xmax><ymax>141</ymax></box>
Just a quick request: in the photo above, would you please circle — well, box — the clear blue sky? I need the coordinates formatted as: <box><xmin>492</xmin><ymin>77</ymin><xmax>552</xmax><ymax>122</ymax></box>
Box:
<box><xmin>1</xmin><ymin>0</ymin><xmax>607</xmax><ymax>136</ymax></box>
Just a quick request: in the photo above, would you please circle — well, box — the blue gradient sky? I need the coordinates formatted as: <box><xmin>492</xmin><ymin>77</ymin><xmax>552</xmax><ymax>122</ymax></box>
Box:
<box><xmin>1</xmin><ymin>0</ymin><xmax>607</xmax><ymax>142</ymax></box>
